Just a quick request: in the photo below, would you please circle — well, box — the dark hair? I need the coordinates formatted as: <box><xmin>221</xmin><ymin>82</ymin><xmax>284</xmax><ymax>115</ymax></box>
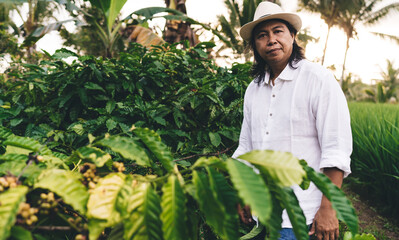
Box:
<box><xmin>249</xmin><ymin>19</ymin><xmax>305</xmax><ymax>84</ymax></box>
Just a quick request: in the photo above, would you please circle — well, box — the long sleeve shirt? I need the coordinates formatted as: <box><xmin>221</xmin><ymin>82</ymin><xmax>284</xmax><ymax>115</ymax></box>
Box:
<box><xmin>232</xmin><ymin>59</ymin><xmax>352</xmax><ymax>227</ymax></box>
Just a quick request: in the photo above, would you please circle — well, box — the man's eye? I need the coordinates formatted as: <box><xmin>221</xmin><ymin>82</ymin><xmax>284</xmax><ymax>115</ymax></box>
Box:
<box><xmin>257</xmin><ymin>34</ymin><xmax>266</xmax><ymax>39</ymax></box>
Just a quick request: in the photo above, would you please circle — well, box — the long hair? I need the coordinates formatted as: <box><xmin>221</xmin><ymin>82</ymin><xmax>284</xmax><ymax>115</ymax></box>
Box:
<box><xmin>249</xmin><ymin>19</ymin><xmax>305</xmax><ymax>84</ymax></box>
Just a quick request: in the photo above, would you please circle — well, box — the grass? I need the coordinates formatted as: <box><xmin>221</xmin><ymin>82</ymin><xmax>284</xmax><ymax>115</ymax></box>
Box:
<box><xmin>349</xmin><ymin>102</ymin><xmax>399</xmax><ymax>217</ymax></box>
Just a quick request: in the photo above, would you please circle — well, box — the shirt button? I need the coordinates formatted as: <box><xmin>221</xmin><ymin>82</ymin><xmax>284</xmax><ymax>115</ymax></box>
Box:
<box><xmin>266</xmin><ymin>131</ymin><xmax>269</xmax><ymax>135</ymax></box>
<box><xmin>269</xmin><ymin>113</ymin><xmax>272</xmax><ymax>116</ymax></box>
<box><xmin>272</xmin><ymin>94</ymin><xmax>276</xmax><ymax>97</ymax></box>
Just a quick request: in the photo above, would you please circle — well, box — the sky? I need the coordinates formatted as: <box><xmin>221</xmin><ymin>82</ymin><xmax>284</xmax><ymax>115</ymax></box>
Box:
<box><xmin>26</xmin><ymin>0</ymin><xmax>399</xmax><ymax>84</ymax></box>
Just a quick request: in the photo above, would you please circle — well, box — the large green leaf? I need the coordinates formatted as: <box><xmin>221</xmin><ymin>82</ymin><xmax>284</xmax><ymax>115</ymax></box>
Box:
<box><xmin>35</xmin><ymin>169</ymin><xmax>89</xmax><ymax>214</ymax></box>
<box><xmin>192</xmin><ymin>170</ymin><xmax>225</xmax><ymax>236</ymax></box>
<box><xmin>238</xmin><ymin>150</ymin><xmax>305</xmax><ymax>187</ymax></box>
<box><xmin>96</xmin><ymin>136</ymin><xmax>151</xmax><ymax>167</ymax></box>
<box><xmin>0</xmin><ymin>186</ymin><xmax>28</xmax><ymax>240</ymax></box>
<box><xmin>89</xmin><ymin>0</ymin><xmax>127</xmax><ymax>33</ymax></box>
<box><xmin>9</xmin><ymin>226</ymin><xmax>33</xmax><ymax>240</ymax></box>
<box><xmin>87</xmin><ymin>173</ymin><xmax>126</xmax><ymax>240</ymax></box>
<box><xmin>73</xmin><ymin>146</ymin><xmax>112</xmax><ymax>167</ymax></box>
<box><xmin>124</xmin><ymin>182</ymin><xmax>163</xmax><ymax>240</ymax></box>
<box><xmin>133</xmin><ymin>128</ymin><xmax>174</xmax><ymax>172</ymax></box>
<box><xmin>300</xmin><ymin>160</ymin><xmax>359</xmax><ymax>235</ymax></box>
<box><xmin>267</xmin><ymin>195</ymin><xmax>284</xmax><ymax>240</ymax></box>
<box><xmin>160</xmin><ymin>174</ymin><xmax>187</xmax><ymax>240</ymax></box>
<box><xmin>271</xmin><ymin>185</ymin><xmax>308</xmax><ymax>240</ymax></box>
<box><xmin>3</xmin><ymin>136</ymin><xmax>52</xmax><ymax>156</ymax></box>
<box><xmin>207</xmin><ymin>167</ymin><xmax>239</xmax><ymax>240</ymax></box>
<box><xmin>226</xmin><ymin>159</ymin><xmax>272</xmax><ymax>225</ymax></box>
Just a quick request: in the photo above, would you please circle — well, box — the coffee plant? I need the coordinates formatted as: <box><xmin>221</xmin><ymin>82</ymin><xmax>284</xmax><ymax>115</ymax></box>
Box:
<box><xmin>0</xmin><ymin>42</ymin><xmax>251</xmax><ymax>159</ymax></box>
<box><xmin>0</xmin><ymin>125</ymin><xmax>358</xmax><ymax>240</ymax></box>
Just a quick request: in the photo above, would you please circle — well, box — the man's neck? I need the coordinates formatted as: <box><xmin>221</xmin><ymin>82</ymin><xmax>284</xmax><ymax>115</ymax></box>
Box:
<box><xmin>269</xmin><ymin>62</ymin><xmax>288</xmax><ymax>85</ymax></box>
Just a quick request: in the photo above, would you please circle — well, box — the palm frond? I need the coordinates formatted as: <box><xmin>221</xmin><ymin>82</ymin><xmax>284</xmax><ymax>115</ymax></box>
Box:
<box><xmin>364</xmin><ymin>3</ymin><xmax>399</xmax><ymax>25</ymax></box>
<box><xmin>372</xmin><ymin>32</ymin><xmax>399</xmax><ymax>45</ymax></box>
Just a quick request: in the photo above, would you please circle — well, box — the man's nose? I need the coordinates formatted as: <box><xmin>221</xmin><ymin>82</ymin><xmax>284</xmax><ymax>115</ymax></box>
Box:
<box><xmin>267</xmin><ymin>35</ymin><xmax>277</xmax><ymax>45</ymax></box>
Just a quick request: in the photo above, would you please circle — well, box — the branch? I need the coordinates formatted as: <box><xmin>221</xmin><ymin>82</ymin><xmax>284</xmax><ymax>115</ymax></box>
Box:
<box><xmin>32</xmin><ymin>226</ymin><xmax>72</xmax><ymax>231</ymax></box>
<box><xmin>173</xmin><ymin>143</ymin><xmax>237</xmax><ymax>162</ymax></box>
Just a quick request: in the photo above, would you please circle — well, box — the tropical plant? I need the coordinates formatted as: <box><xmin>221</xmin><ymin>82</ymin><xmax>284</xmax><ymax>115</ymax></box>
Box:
<box><xmin>216</xmin><ymin>0</ymin><xmax>265</xmax><ymax>61</ymax></box>
<box><xmin>364</xmin><ymin>60</ymin><xmax>399</xmax><ymax>103</ymax></box>
<box><xmin>298</xmin><ymin>0</ymin><xmax>351</xmax><ymax>65</ymax></box>
<box><xmin>0</xmin><ymin>124</ymin><xmax>358</xmax><ymax>240</ymax></box>
<box><xmin>336</xmin><ymin>0</ymin><xmax>399</xmax><ymax>82</ymax></box>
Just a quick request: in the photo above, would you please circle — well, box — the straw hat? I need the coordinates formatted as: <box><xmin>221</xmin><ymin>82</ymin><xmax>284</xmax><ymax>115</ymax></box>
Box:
<box><xmin>240</xmin><ymin>1</ymin><xmax>302</xmax><ymax>41</ymax></box>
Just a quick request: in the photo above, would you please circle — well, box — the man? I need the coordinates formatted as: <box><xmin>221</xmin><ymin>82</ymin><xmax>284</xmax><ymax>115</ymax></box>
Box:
<box><xmin>232</xmin><ymin>2</ymin><xmax>352</xmax><ymax>240</ymax></box>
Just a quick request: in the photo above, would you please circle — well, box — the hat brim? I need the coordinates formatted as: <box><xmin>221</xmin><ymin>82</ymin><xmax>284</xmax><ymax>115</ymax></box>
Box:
<box><xmin>240</xmin><ymin>13</ymin><xmax>302</xmax><ymax>41</ymax></box>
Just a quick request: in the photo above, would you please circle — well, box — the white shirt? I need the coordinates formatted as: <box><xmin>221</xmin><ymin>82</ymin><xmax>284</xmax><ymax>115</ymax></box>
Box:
<box><xmin>232</xmin><ymin>59</ymin><xmax>352</xmax><ymax>227</ymax></box>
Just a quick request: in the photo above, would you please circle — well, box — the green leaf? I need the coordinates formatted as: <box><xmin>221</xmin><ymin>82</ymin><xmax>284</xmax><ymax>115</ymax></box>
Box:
<box><xmin>106</xmin><ymin>118</ymin><xmax>118</xmax><ymax>132</ymax></box>
<box><xmin>133</xmin><ymin>128</ymin><xmax>174</xmax><ymax>172</ymax></box>
<box><xmin>300</xmin><ymin>160</ymin><xmax>359</xmax><ymax>235</ymax></box>
<box><xmin>35</xmin><ymin>169</ymin><xmax>89</xmax><ymax>214</ymax></box>
<box><xmin>272</xmin><ymin>185</ymin><xmax>308</xmax><ymax>240</ymax></box>
<box><xmin>3</xmin><ymin>136</ymin><xmax>52</xmax><ymax>156</ymax></box>
<box><xmin>208</xmin><ymin>132</ymin><xmax>221</xmax><ymax>147</ymax></box>
<box><xmin>124</xmin><ymin>182</ymin><xmax>163</xmax><ymax>240</ymax></box>
<box><xmin>192</xmin><ymin>170</ymin><xmax>225</xmax><ymax>236</ymax></box>
<box><xmin>240</xmin><ymin>225</ymin><xmax>264</xmax><ymax>240</ymax></box>
<box><xmin>160</xmin><ymin>174</ymin><xmax>187</xmax><ymax>240</ymax></box>
<box><xmin>9</xmin><ymin>226</ymin><xmax>34</xmax><ymax>240</ymax></box>
<box><xmin>238</xmin><ymin>150</ymin><xmax>305</xmax><ymax>187</ymax></box>
<box><xmin>74</xmin><ymin>146</ymin><xmax>112</xmax><ymax>167</ymax></box>
<box><xmin>96</xmin><ymin>136</ymin><xmax>151</xmax><ymax>167</ymax></box>
<box><xmin>226</xmin><ymin>159</ymin><xmax>272</xmax><ymax>225</ymax></box>
<box><xmin>267</xmin><ymin>195</ymin><xmax>284</xmax><ymax>240</ymax></box>
<box><xmin>52</xmin><ymin>48</ymin><xmax>79</xmax><ymax>59</ymax></box>
<box><xmin>87</xmin><ymin>173</ymin><xmax>126</xmax><ymax>240</ymax></box>
<box><xmin>89</xmin><ymin>0</ymin><xmax>127</xmax><ymax>34</ymax></box>
<box><xmin>207</xmin><ymin>167</ymin><xmax>239</xmax><ymax>240</ymax></box>
<box><xmin>0</xmin><ymin>126</ymin><xmax>14</xmax><ymax>140</ymax></box>
<box><xmin>84</xmin><ymin>82</ymin><xmax>105</xmax><ymax>92</ymax></box>
<box><xmin>0</xmin><ymin>186</ymin><xmax>28</xmax><ymax>240</ymax></box>
<box><xmin>192</xmin><ymin>156</ymin><xmax>227</xmax><ymax>171</ymax></box>
<box><xmin>106</xmin><ymin>100</ymin><xmax>116</xmax><ymax>114</ymax></box>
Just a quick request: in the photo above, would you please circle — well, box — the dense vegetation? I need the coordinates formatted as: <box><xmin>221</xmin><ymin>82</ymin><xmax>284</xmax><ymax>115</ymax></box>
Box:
<box><xmin>0</xmin><ymin>43</ymin><xmax>363</xmax><ymax>240</ymax></box>
<box><xmin>349</xmin><ymin>102</ymin><xmax>399</xmax><ymax>217</ymax></box>
<box><xmin>1</xmin><ymin>43</ymin><xmax>251</xmax><ymax>158</ymax></box>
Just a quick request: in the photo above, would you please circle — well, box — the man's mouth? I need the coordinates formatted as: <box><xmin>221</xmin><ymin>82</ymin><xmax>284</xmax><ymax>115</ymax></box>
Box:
<box><xmin>267</xmin><ymin>48</ymin><xmax>281</xmax><ymax>54</ymax></box>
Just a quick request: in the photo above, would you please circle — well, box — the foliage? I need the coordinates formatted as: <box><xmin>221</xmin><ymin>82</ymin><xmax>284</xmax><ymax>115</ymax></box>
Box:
<box><xmin>349</xmin><ymin>102</ymin><xmax>399</xmax><ymax>216</ymax></box>
<box><xmin>0</xmin><ymin>43</ymin><xmax>251</xmax><ymax>158</ymax></box>
<box><xmin>0</xmin><ymin>125</ymin><xmax>358</xmax><ymax>240</ymax></box>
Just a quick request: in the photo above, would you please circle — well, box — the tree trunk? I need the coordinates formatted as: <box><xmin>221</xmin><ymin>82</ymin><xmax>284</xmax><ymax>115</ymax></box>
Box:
<box><xmin>163</xmin><ymin>0</ymin><xmax>198</xmax><ymax>46</ymax></box>
<box><xmin>341</xmin><ymin>35</ymin><xmax>350</xmax><ymax>87</ymax></box>
<box><xmin>321</xmin><ymin>25</ymin><xmax>332</xmax><ymax>66</ymax></box>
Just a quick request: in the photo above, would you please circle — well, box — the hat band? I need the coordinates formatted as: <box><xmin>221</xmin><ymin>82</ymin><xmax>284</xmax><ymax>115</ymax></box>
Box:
<box><xmin>257</xmin><ymin>14</ymin><xmax>271</xmax><ymax>20</ymax></box>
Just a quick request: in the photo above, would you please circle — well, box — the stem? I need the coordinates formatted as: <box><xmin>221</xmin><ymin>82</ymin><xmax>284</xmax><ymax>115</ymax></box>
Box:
<box><xmin>173</xmin><ymin>144</ymin><xmax>237</xmax><ymax>162</ymax></box>
<box><xmin>341</xmin><ymin>35</ymin><xmax>350</xmax><ymax>86</ymax></box>
<box><xmin>321</xmin><ymin>25</ymin><xmax>331</xmax><ymax>66</ymax></box>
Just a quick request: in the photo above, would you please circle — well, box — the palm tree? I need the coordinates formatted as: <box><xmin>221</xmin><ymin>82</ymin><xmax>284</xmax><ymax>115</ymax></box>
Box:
<box><xmin>217</xmin><ymin>0</ymin><xmax>267</xmax><ymax>62</ymax></box>
<box><xmin>336</xmin><ymin>0</ymin><xmax>399</xmax><ymax>83</ymax></box>
<box><xmin>298</xmin><ymin>0</ymin><xmax>350</xmax><ymax>65</ymax></box>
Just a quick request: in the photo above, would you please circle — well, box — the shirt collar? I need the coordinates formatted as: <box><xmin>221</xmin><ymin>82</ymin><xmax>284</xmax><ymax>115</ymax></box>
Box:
<box><xmin>263</xmin><ymin>61</ymin><xmax>301</xmax><ymax>85</ymax></box>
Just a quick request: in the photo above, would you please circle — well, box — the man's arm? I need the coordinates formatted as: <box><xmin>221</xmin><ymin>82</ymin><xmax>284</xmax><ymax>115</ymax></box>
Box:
<box><xmin>309</xmin><ymin>167</ymin><xmax>344</xmax><ymax>240</ymax></box>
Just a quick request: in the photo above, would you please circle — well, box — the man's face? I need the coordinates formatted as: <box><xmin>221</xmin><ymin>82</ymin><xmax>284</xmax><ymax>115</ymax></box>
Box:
<box><xmin>253</xmin><ymin>20</ymin><xmax>295</xmax><ymax>68</ymax></box>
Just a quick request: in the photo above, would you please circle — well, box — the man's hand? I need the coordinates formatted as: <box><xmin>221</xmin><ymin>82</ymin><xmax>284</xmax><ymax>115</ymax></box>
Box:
<box><xmin>309</xmin><ymin>205</ymin><xmax>339</xmax><ymax>240</ymax></box>
<box><xmin>237</xmin><ymin>204</ymin><xmax>253</xmax><ymax>225</ymax></box>
<box><xmin>309</xmin><ymin>167</ymin><xmax>344</xmax><ymax>240</ymax></box>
